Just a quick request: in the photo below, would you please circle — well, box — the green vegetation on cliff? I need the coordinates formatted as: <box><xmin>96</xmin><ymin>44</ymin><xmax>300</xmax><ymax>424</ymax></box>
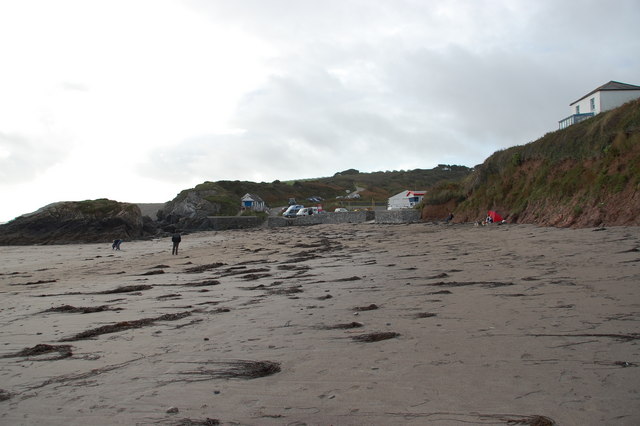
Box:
<box><xmin>170</xmin><ymin>165</ymin><xmax>472</xmax><ymax>215</ymax></box>
<box><xmin>74</xmin><ymin>198</ymin><xmax>140</xmax><ymax>217</ymax></box>
<box><xmin>436</xmin><ymin>99</ymin><xmax>640</xmax><ymax>226</ymax></box>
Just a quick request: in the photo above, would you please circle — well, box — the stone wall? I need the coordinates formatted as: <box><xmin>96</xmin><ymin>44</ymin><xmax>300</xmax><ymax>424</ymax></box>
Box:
<box><xmin>204</xmin><ymin>216</ymin><xmax>260</xmax><ymax>230</ymax></box>
<box><xmin>197</xmin><ymin>210</ymin><xmax>421</xmax><ymax>230</ymax></box>
<box><xmin>267</xmin><ymin>211</ymin><xmax>375</xmax><ymax>228</ymax></box>
<box><xmin>374</xmin><ymin>209</ymin><xmax>421</xmax><ymax>224</ymax></box>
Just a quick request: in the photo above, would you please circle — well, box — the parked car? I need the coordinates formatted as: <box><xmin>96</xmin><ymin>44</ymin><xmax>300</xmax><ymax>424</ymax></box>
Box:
<box><xmin>296</xmin><ymin>206</ymin><xmax>323</xmax><ymax>216</ymax></box>
<box><xmin>334</xmin><ymin>208</ymin><xmax>348</xmax><ymax>213</ymax></box>
<box><xmin>283</xmin><ymin>205</ymin><xmax>304</xmax><ymax>218</ymax></box>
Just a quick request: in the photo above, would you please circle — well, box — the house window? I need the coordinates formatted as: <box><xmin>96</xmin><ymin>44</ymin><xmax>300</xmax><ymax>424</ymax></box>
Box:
<box><xmin>576</xmin><ymin>105</ymin><xmax>580</xmax><ymax>114</ymax></box>
<box><xmin>590</xmin><ymin>98</ymin><xmax>596</xmax><ymax>111</ymax></box>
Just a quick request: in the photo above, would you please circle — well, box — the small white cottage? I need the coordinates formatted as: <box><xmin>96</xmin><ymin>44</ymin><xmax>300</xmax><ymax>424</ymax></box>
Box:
<box><xmin>559</xmin><ymin>81</ymin><xmax>640</xmax><ymax>129</ymax></box>
<box><xmin>241</xmin><ymin>193</ymin><xmax>267</xmax><ymax>212</ymax></box>
<box><xmin>387</xmin><ymin>190</ymin><xmax>426</xmax><ymax>210</ymax></box>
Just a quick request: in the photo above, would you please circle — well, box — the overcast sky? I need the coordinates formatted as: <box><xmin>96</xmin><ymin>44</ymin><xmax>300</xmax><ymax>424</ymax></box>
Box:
<box><xmin>1</xmin><ymin>0</ymin><xmax>639</xmax><ymax>222</ymax></box>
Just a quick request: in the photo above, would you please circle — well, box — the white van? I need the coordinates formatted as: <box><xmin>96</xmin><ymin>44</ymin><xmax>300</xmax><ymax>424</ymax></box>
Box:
<box><xmin>296</xmin><ymin>206</ymin><xmax>322</xmax><ymax>216</ymax></box>
<box><xmin>283</xmin><ymin>205</ymin><xmax>304</xmax><ymax>218</ymax></box>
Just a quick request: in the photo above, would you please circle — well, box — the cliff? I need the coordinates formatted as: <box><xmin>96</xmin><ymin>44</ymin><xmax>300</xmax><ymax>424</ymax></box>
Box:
<box><xmin>423</xmin><ymin>99</ymin><xmax>640</xmax><ymax>227</ymax></box>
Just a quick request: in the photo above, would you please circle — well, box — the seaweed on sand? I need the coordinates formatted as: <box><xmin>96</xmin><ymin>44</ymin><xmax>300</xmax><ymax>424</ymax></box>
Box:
<box><xmin>174</xmin><ymin>419</ymin><xmax>220</xmax><ymax>426</ymax></box>
<box><xmin>96</xmin><ymin>285</ymin><xmax>153</xmax><ymax>294</ymax></box>
<box><xmin>430</xmin><ymin>281</ymin><xmax>514</xmax><ymax>288</ymax></box>
<box><xmin>42</xmin><ymin>304</ymin><xmax>122</xmax><ymax>314</ymax></box>
<box><xmin>59</xmin><ymin>311</ymin><xmax>192</xmax><ymax>342</ymax></box>
<box><xmin>267</xmin><ymin>286</ymin><xmax>303</xmax><ymax>295</ymax></box>
<box><xmin>176</xmin><ymin>360</ymin><xmax>281</xmax><ymax>381</ymax></box>
<box><xmin>495</xmin><ymin>414</ymin><xmax>556</xmax><ymax>425</ymax></box>
<box><xmin>219</xmin><ymin>267</ymin><xmax>271</xmax><ymax>278</ymax></box>
<box><xmin>10</xmin><ymin>279</ymin><xmax>58</xmax><ymax>286</ymax></box>
<box><xmin>352</xmin><ymin>332</ymin><xmax>400</xmax><ymax>342</ymax></box>
<box><xmin>34</xmin><ymin>285</ymin><xmax>152</xmax><ymax>298</ymax></box>
<box><xmin>157</xmin><ymin>293</ymin><xmax>182</xmax><ymax>300</ymax></box>
<box><xmin>184</xmin><ymin>263</ymin><xmax>226</xmax><ymax>273</ymax></box>
<box><xmin>183</xmin><ymin>280</ymin><xmax>220</xmax><ymax>287</ymax></box>
<box><xmin>319</xmin><ymin>322</ymin><xmax>364</xmax><ymax>330</ymax></box>
<box><xmin>414</xmin><ymin>312</ymin><xmax>437</xmax><ymax>319</ymax></box>
<box><xmin>429</xmin><ymin>290</ymin><xmax>452</xmax><ymax>295</ymax></box>
<box><xmin>276</xmin><ymin>264</ymin><xmax>310</xmax><ymax>272</ymax></box>
<box><xmin>529</xmin><ymin>332</ymin><xmax>640</xmax><ymax>342</ymax></box>
<box><xmin>335</xmin><ymin>276</ymin><xmax>361</xmax><ymax>282</ymax></box>
<box><xmin>240</xmin><ymin>273</ymin><xmax>272</xmax><ymax>281</ymax></box>
<box><xmin>140</xmin><ymin>270</ymin><xmax>164</xmax><ymax>276</ymax></box>
<box><xmin>353</xmin><ymin>304</ymin><xmax>379</xmax><ymax>311</ymax></box>
<box><xmin>2</xmin><ymin>344</ymin><xmax>73</xmax><ymax>360</ymax></box>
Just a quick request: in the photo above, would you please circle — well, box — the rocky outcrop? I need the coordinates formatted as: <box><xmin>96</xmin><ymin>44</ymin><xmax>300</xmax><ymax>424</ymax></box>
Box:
<box><xmin>0</xmin><ymin>199</ymin><xmax>147</xmax><ymax>245</ymax></box>
<box><xmin>157</xmin><ymin>182</ymin><xmax>237</xmax><ymax>231</ymax></box>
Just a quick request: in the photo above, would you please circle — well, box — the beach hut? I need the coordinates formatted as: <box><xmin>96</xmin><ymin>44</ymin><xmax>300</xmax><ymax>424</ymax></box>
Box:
<box><xmin>241</xmin><ymin>193</ymin><xmax>267</xmax><ymax>212</ymax></box>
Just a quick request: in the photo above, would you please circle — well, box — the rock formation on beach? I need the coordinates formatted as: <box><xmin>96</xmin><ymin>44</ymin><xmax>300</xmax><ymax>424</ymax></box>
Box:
<box><xmin>156</xmin><ymin>182</ymin><xmax>235</xmax><ymax>231</ymax></box>
<box><xmin>0</xmin><ymin>199</ymin><xmax>151</xmax><ymax>245</ymax></box>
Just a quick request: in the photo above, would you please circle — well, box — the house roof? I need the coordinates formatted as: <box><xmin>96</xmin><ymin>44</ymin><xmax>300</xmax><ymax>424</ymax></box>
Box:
<box><xmin>571</xmin><ymin>80</ymin><xmax>640</xmax><ymax>105</ymax></box>
<box><xmin>241</xmin><ymin>193</ymin><xmax>264</xmax><ymax>203</ymax></box>
<box><xmin>390</xmin><ymin>190</ymin><xmax>427</xmax><ymax>198</ymax></box>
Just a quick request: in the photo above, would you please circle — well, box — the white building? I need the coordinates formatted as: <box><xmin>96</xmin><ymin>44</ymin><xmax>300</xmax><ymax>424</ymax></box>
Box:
<box><xmin>387</xmin><ymin>190</ymin><xmax>426</xmax><ymax>210</ymax></box>
<box><xmin>559</xmin><ymin>81</ymin><xmax>640</xmax><ymax>129</ymax></box>
<box><xmin>241</xmin><ymin>193</ymin><xmax>266</xmax><ymax>212</ymax></box>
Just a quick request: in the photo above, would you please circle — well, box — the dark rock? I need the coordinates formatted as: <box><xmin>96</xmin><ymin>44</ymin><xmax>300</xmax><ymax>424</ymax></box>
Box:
<box><xmin>0</xmin><ymin>199</ymin><xmax>146</xmax><ymax>245</ymax></box>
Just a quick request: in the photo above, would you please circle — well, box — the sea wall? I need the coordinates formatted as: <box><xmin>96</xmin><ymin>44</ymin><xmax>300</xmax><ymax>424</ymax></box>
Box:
<box><xmin>203</xmin><ymin>216</ymin><xmax>260</xmax><ymax>230</ymax></box>
<box><xmin>193</xmin><ymin>210</ymin><xmax>421</xmax><ymax>231</ymax></box>
<box><xmin>266</xmin><ymin>210</ymin><xmax>424</xmax><ymax>227</ymax></box>
<box><xmin>375</xmin><ymin>210</ymin><xmax>422</xmax><ymax>224</ymax></box>
<box><xmin>267</xmin><ymin>211</ymin><xmax>375</xmax><ymax>228</ymax></box>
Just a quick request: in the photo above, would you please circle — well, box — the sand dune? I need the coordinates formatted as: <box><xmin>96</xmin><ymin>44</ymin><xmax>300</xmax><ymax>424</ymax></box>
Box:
<box><xmin>1</xmin><ymin>223</ymin><xmax>639</xmax><ymax>425</ymax></box>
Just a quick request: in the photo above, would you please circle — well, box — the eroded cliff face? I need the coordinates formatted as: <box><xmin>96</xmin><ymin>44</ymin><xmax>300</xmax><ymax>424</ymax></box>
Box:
<box><xmin>433</xmin><ymin>100</ymin><xmax>640</xmax><ymax>228</ymax></box>
<box><xmin>0</xmin><ymin>199</ymin><xmax>146</xmax><ymax>245</ymax></box>
<box><xmin>511</xmin><ymin>185</ymin><xmax>639</xmax><ymax>227</ymax></box>
<box><xmin>159</xmin><ymin>190</ymin><xmax>220</xmax><ymax>222</ymax></box>
<box><xmin>448</xmin><ymin>184</ymin><xmax>639</xmax><ymax>227</ymax></box>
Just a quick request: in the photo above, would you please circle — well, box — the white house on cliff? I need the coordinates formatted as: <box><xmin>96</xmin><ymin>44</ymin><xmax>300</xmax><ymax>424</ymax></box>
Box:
<box><xmin>387</xmin><ymin>190</ymin><xmax>426</xmax><ymax>210</ymax></box>
<box><xmin>559</xmin><ymin>81</ymin><xmax>640</xmax><ymax>129</ymax></box>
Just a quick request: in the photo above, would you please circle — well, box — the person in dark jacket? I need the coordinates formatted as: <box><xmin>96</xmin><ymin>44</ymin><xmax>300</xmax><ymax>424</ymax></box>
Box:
<box><xmin>171</xmin><ymin>232</ymin><xmax>181</xmax><ymax>255</ymax></box>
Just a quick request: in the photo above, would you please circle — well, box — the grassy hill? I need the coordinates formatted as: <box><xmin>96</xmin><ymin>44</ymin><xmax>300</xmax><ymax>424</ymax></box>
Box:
<box><xmin>170</xmin><ymin>165</ymin><xmax>472</xmax><ymax>214</ymax></box>
<box><xmin>423</xmin><ymin>99</ymin><xmax>640</xmax><ymax>227</ymax></box>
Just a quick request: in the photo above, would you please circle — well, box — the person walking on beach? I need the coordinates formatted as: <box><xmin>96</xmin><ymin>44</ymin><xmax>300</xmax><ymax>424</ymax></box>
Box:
<box><xmin>171</xmin><ymin>232</ymin><xmax>181</xmax><ymax>255</ymax></box>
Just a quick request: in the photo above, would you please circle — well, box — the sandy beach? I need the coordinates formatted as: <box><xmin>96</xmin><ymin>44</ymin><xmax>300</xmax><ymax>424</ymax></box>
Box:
<box><xmin>1</xmin><ymin>223</ymin><xmax>639</xmax><ymax>425</ymax></box>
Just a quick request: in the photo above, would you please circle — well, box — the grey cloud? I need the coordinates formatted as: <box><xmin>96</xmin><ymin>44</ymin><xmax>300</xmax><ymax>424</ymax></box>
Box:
<box><xmin>143</xmin><ymin>0</ymin><xmax>640</xmax><ymax>184</ymax></box>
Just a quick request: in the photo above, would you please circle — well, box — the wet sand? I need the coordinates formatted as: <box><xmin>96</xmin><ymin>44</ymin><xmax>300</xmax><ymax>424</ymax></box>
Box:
<box><xmin>1</xmin><ymin>223</ymin><xmax>639</xmax><ymax>425</ymax></box>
